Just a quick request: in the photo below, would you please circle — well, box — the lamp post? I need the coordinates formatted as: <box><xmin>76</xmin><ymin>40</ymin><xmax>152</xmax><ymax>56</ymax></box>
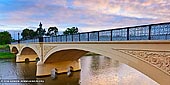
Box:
<box><xmin>38</xmin><ymin>22</ymin><xmax>44</xmax><ymax>42</ymax></box>
<box><xmin>18</xmin><ymin>32</ymin><xmax>20</xmax><ymax>43</ymax></box>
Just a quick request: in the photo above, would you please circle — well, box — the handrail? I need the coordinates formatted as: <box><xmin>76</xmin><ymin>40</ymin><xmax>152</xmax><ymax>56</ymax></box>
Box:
<box><xmin>11</xmin><ymin>22</ymin><xmax>170</xmax><ymax>44</ymax></box>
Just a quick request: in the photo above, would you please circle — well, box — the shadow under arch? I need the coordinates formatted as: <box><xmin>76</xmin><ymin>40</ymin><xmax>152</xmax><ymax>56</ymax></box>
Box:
<box><xmin>43</xmin><ymin>46</ymin><xmax>169</xmax><ymax>84</ymax></box>
<box><xmin>43</xmin><ymin>46</ymin><xmax>113</xmax><ymax>63</ymax></box>
<box><xmin>44</xmin><ymin>49</ymin><xmax>88</xmax><ymax>63</ymax></box>
<box><xmin>12</xmin><ymin>46</ymin><xmax>19</xmax><ymax>54</ymax></box>
<box><xmin>21</xmin><ymin>47</ymin><xmax>37</xmax><ymax>55</ymax></box>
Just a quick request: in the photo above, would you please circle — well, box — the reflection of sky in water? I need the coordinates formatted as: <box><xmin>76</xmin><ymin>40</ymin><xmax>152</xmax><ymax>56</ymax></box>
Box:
<box><xmin>0</xmin><ymin>59</ymin><xmax>36</xmax><ymax>80</ymax></box>
<box><xmin>0</xmin><ymin>59</ymin><xmax>18</xmax><ymax>79</ymax></box>
<box><xmin>80</xmin><ymin>56</ymin><xmax>159</xmax><ymax>85</ymax></box>
<box><xmin>0</xmin><ymin>59</ymin><xmax>37</xmax><ymax>85</ymax></box>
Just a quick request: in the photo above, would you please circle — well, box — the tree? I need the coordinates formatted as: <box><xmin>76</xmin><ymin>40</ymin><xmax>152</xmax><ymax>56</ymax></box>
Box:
<box><xmin>0</xmin><ymin>31</ymin><xmax>12</xmax><ymax>44</ymax></box>
<box><xmin>21</xmin><ymin>28</ymin><xmax>36</xmax><ymax>40</ymax></box>
<box><xmin>29</xmin><ymin>29</ymin><xmax>37</xmax><ymax>38</ymax></box>
<box><xmin>46</xmin><ymin>27</ymin><xmax>58</xmax><ymax>36</ymax></box>
<box><xmin>63</xmin><ymin>27</ymin><xmax>78</xmax><ymax>35</ymax></box>
<box><xmin>36</xmin><ymin>28</ymin><xmax>46</xmax><ymax>37</ymax></box>
<box><xmin>21</xmin><ymin>29</ymin><xmax>29</xmax><ymax>40</ymax></box>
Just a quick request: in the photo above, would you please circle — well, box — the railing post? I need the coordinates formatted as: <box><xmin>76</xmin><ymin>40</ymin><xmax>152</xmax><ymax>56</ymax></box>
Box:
<box><xmin>98</xmin><ymin>31</ymin><xmax>99</xmax><ymax>41</ymax></box>
<box><xmin>88</xmin><ymin>32</ymin><xmax>89</xmax><ymax>41</ymax></box>
<box><xmin>39</xmin><ymin>37</ymin><xmax>43</xmax><ymax>42</ymax></box>
<box><xmin>66</xmin><ymin>35</ymin><xmax>67</xmax><ymax>42</ymax></box>
<box><xmin>79</xmin><ymin>33</ymin><xmax>80</xmax><ymax>41</ymax></box>
<box><xmin>127</xmin><ymin>28</ymin><xmax>129</xmax><ymax>40</ymax></box>
<box><xmin>111</xmin><ymin>30</ymin><xmax>112</xmax><ymax>41</ymax></box>
<box><xmin>18</xmin><ymin>33</ymin><xmax>20</xmax><ymax>44</ymax></box>
<box><xmin>148</xmin><ymin>25</ymin><xmax>151</xmax><ymax>40</ymax></box>
<box><xmin>72</xmin><ymin>34</ymin><xmax>73</xmax><ymax>42</ymax></box>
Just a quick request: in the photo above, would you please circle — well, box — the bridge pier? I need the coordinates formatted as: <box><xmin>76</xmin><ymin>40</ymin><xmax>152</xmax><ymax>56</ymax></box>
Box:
<box><xmin>36</xmin><ymin>60</ymin><xmax>81</xmax><ymax>77</ymax></box>
<box><xmin>16</xmin><ymin>54</ymin><xmax>20</xmax><ymax>62</ymax></box>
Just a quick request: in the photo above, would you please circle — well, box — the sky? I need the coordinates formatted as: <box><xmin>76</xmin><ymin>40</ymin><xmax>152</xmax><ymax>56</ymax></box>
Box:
<box><xmin>0</xmin><ymin>0</ymin><xmax>170</xmax><ymax>39</ymax></box>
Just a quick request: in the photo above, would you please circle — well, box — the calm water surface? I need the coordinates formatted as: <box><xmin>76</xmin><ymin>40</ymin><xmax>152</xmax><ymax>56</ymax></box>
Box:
<box><xmin>0</xmin><ymin>56</ymin><xmax>159</xmax><ymax>85</ymax></box>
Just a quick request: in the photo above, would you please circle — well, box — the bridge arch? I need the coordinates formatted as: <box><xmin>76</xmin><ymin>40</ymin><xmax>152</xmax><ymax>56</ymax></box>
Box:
<box><xmin>18</xmin><ymin>45</ymin><xmax>40</xmax><ymax>62</ymax></box>
<box><xmin>43</xmin><ymin>46</ymin><xmax>114</xmax><ymax>63</ymax></box>
<box><xmin>43</xmin><ymin>45</ymin><xmax>169</xmax><ymax>84</ymax></box>
<box><xmin>20</xmin><ymin>47</ymin><xmax>36</xmax><ymax>55</ymax></box>
<box><xmin>44</xmin><ymin>49</ymin><xmax>88</xmax><ymax>63</ymax></box>
<box><xmin>11</xmin><ymin>46</ymin><xmax>19</xmax><ymax>54</ymax></box>
<box><xmin>19</xmin><ymin>45</ymin><xmax>40</xmax><ymax>58</ymax></box>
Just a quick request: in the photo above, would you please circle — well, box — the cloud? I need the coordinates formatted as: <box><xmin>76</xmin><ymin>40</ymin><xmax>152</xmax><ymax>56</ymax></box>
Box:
<box><xmin>73</xmin><ymin>0</ymin><xmax>170</xmax><ymax>20</ymax></box>
<box><xmin>0</xmin><ymin>24</ymin><xmax>5</xmax><ymax>26</ymax></box>
<box><xmin>0</xmin><ymin>0</ymin><xmax>169</xmax><ymax>33</ymax></box>
<box><xmin>27</xmin><ymin>26</ymin><xmax>37</xmax><ymax>30</ymax></box>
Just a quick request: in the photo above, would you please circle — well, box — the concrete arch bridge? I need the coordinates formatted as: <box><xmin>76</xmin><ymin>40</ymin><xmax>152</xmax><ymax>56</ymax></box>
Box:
<box><xmin>9</xmin><ymin>41</ymin><xmax>170</xmax><ymax>85</ymax></box>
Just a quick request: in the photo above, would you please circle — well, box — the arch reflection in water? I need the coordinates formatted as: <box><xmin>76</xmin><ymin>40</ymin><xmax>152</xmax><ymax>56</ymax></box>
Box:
<box><xmin>80</xmin><ymin>56</ymin><xmax>159</xmax><ymax>85</ymax></box>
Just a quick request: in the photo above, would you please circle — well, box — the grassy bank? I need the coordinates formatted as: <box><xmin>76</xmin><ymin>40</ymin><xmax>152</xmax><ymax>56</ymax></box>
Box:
<box><xmin>0</xmin><ymin>52</ymin><xmax>15</xmax><ymax>59</ymax></box>
<box><xmin>0</xmin><ymin>44</ymin><xmax>15</xmax><ymax>59</ymax></box>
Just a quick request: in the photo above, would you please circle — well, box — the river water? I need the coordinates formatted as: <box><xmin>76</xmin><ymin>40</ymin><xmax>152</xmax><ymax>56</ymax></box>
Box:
<box><xmin>0</xmin><ymin>56</ymin><xmax>159</xmax><ymax>85</ymax></box>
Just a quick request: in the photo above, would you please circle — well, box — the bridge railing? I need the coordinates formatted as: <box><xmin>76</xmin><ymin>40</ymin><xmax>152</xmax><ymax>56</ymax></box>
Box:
<box><xmin>11</xmin><ymin>22</ymin><xmax>170</xmax><ymax>44</ymax></box>
<box><xmin>19</xmin><ymin>38</ymin><xmax>39</xmax><ymax>43</ymax></box>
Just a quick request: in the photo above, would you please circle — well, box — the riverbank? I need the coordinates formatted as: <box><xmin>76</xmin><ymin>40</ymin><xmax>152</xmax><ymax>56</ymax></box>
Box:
<box><xmin>0</xmin><ymin>44</ymin><xmax>10</xmax><ymax>52</ymax></box>
<box><xmin>0</xmin><ymin>44</ymin><xmax>15</xmax><ymax>59</ymax></box>
<box><xmin>0</xmin><ymin>52</ymin><xmax>15</xmax><ymax>59</ymax></box>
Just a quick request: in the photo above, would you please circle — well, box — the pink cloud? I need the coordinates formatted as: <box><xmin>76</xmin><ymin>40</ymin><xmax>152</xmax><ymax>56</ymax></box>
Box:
<box><xmin>0</xmin><ymin>0</ymin><xmax>170</xmax><ymax>32</ymax></box>
<box><xmin>73</xmin><ymin>0</ymin><xmax>170</xmax><ymax>20</ymax></box>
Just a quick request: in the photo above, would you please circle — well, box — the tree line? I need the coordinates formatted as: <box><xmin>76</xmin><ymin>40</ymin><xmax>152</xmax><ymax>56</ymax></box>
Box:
<box><xmin>0</xmin><ymin>31</ymin><xmax>12</xmax><ymax>45</ymax></box>
<box><xmin>0</xmin><ymin>26</ymin><xmax>79</xmax><ymax>45</ymax></box>
<box><xmin>21</xmin><ymin>26</ymin><xmax>79</xmax><ymax>40</ymax></box>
